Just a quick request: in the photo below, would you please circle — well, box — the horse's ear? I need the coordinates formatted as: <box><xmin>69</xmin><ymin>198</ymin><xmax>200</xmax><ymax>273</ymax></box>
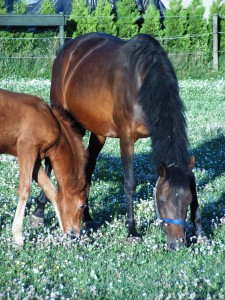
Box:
<box><xmin>188</xmin><ymin>156</ymin><xmax>195</xmax><ymax>172</ymax></box>
<box><xmin>157</xmin><ymin>163</ymin><xmax>167</xmax><ymax>177</ymax></box>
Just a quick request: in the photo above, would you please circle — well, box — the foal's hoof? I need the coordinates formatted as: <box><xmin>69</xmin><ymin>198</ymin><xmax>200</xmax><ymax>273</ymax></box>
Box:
<box><xmin>126</xmin><ymin>235</ymin><xmax>142</xmax><ymax>244</ymax></box>
<box><xmin>30</xmin><ymin>214</ymin><xmax>44</xmax><ymax>227</ymax></box>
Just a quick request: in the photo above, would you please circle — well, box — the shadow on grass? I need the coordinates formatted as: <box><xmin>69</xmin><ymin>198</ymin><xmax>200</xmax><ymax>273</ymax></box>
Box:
<box><xmin>192</xmin><ymin>136</ymin><xmax>225</xmax><ymax>236</ymax></box>
<box><xmin>85</xmin><ymin>136</ymin><xmax>225</xmax><ymax>239</ymax></box>
<box><xmin>24</xmin><ymin>136</ymin><xmax>225</xmax><ymax>240</ymax></box>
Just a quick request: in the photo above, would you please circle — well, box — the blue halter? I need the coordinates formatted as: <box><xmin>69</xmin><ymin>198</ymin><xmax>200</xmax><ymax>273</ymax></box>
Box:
<box><xmin>154</xmin><ymin>179</ymin><xmax>186</xmax><ymax>227</ymax></box>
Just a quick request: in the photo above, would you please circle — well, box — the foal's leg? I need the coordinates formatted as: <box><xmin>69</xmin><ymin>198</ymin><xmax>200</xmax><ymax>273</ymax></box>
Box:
<box><xmin>83</xmin><ymin>133</ymin><xmax>106</xmax><ymax>224</ymax></box>
<box><xmin>30</xmin><ymin>157</ymin><xmax>52</xmax><ymax>225</ymax></box>
<box><xmin>32</xmin><ymin>122</ymin><xmax>85</xmax><ymax>224</ymax></box>
<box><xmin>12</xmin><ymin>152</ymin><xmax>37</xmax><ymax>246</ymax></box>
<box><xmin>32</xmin><ymin>160</ymin><xmax>63</xmax><ymax>231</ymax></box>
<box><xmin>120</xmin><ymin>136</ymin><xmax>141</xmax><ymax>241</ymax></box>
<box><xmin>190</xmin><ymin>174</ymin><xmax>206</xmax><ymax>238</ymax></box>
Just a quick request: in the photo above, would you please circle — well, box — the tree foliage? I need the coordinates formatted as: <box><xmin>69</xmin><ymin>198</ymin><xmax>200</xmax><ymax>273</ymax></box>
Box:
<box><xmin>140</xmin><ymin>2</ymin><xmax>163</xmax><ymax>37</ymax></box>
<box><xmin>115</xmin><ymin>0</ymin><xmax>140</xmax><ymax>38</ymax></box>
<box><xmin>0</xmin><ymin>0</ymin><xmax>7</xmax><ymax>14</ymax></box>
<box><xmin>13</xmin><ymin>0</ymin><xmax>27</xmax><ymax>14</ymax></box>
<box><xmin>186</xmin><ymin>0</ymin><xmax>208</xmax><ymax>54</ymax></box>
<box><xmin>40</xmin><ymin>0</ymin><xmax>55</xmax><ymax>14</ymax></box>
<box><xmin>163</xmin><ymin>0</ymin><xmax>189</xmax><ymax>52</ymax></box>
<box><xmin>93</xmin><ymin>0</ymin><xmax>117</xmax><ymax>35</ymax></box>
<box><xmin>70</xmin><ymin>0</ymin><xmax>96</xmax><ymax>37</ymax></box>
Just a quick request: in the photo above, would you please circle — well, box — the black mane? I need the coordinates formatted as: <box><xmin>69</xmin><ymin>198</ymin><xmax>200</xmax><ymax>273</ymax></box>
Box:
<box><xmin>134</xmin><ymin>34</ymin><xmax>189</xmax><ymax>170</ymax></box>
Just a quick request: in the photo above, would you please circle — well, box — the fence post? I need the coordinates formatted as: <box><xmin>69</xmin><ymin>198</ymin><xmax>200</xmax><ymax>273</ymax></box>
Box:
<box><xmin>213</xmin><ymin>13</ymin><xmax>218</xmax><ymax>71</ymax></box>
<box><xmin>59</xmin><ymin>12</ymin><xmax>64</xmax><ymax>48</ymax></box>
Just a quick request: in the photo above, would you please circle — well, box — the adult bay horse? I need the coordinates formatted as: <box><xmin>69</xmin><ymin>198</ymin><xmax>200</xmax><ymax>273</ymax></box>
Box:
<box><xmin>31</xmin><ymin>32</ymin><xmax>205</xmax><ymax>249</ymax></box>
<box><xmin>0</xmin><ymin>88</ymin><xmax>87</xmax><ymax>246</ymax></box>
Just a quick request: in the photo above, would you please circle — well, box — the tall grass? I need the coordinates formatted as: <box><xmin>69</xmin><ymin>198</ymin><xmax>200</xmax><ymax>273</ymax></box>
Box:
<box><xmin>0</xmin><ymin>78</ymin><xmax>225</xmax><ymax>299</ymax></box>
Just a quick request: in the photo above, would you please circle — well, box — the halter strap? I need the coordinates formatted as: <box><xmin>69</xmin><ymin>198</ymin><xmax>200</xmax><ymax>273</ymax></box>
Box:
<box><xmin>154</xmin><ymin>178</ymin><xmax>186</xmax><ymax>227</ymax></box>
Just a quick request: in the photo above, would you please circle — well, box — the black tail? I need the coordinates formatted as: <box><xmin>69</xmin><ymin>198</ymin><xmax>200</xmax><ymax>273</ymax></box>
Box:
<box><xmin>138</xmin><ymin>34</ymin><xmax>189</xmax><ymax>169</ymax></box>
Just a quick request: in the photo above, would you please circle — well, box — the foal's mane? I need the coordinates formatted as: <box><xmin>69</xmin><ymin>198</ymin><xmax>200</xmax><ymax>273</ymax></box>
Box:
<box><xmin>51</xmin><ymin>106</ymin><xmax>87</xmax><ymax>183</ymax></box>
<box><xmin>130</xmin><ymin>34</ymin><xmax>189</xmax><ymax>170</ymax></box>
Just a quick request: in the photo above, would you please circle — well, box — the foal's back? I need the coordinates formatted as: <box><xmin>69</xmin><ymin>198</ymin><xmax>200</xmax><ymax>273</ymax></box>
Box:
<box><xmin>0</xmin><ymin>88</ymin><xmax>60</xmax><ymax>156</ymax></box>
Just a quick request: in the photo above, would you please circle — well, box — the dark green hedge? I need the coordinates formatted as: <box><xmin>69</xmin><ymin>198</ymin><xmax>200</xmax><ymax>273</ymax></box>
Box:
<box><xmin>1</xmin><ymin>0</ymin><xmax>225</xmax><ymax>78</ymax></box>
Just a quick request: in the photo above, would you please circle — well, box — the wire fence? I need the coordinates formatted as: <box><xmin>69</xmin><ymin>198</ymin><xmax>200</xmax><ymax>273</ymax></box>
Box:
<box><xmin>0</xmin><ymin>14</ymin><xmax>224</xmax><ymax>77</ymax></box>
<box><xmin>0</xmin><ymin>32</ymin><xmax>215</xmax><ymax>58</ymax></box>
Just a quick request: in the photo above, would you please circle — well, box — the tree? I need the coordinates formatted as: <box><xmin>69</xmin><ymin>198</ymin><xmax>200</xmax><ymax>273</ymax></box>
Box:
<box><xmin>93</xmin><ymin>0</ymin><xmax>117</xmax><ymax>35</ymax></box>
<box><xmin>140</xmin><ymin>2</ymin><xmax>163</xmax><ymax>37</ymax></box>
<box><xmin>186</xmin><ymin>0</ymin><xmax>208</xmax><ymax>54</ymax></box>
<box><xmin>163</xmin><ymin>0</ymin><xmax>189</xmax><ymax>53</ymax></box>
<box><xmin>208</xmin><ymin>0</ymin><xmax>221</xmax><ymax>56</ymax></box>
<box><xmin>41</xmin><ymin>0</ymin><xmax>55</xmax><ymax>14</ymax></box>
<box><xmin>115</xmin><ymin>0</ymin><xmax>140</xmax><ymax>38</ymax></box>
<box><xmin>218</xmin><ymin>1</ymin><xmax>225</xmax><ymax>55</ymax></box>
<box><xmin>13</xmin><ymin>0</ymin><xmax>27</xmax><ymax>14</ymax></box>
<box><xmin>70</xmin><ymin>0</ymin><xmax>96</xmax><ymax>37</ymax></box>
<box><xmin>0</xmin><ymin>0</ymin><xmax>7</xmax><ymax>14</ymax></box>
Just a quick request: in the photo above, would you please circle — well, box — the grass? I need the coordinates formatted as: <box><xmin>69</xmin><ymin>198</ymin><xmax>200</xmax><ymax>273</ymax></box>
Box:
<box><xmin>0</xmin><ymin>77</ymin><xmax>225</xmax><ymax>299</ymax></box>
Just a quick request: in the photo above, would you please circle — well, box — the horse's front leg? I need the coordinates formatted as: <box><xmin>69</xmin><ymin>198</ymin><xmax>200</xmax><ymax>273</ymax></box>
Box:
<box><xmin>120</xmin><ymin>137</ymin><xmax>141</xmax><ymax>242</ymax></box>
<box><xmin>30</xmin><ymin>157</ymin><xmax>52</xmax><ymax>226</ymax></box>
<box><xmin>83</xmin><ymin>133</ymin><xmax>106</xmax><ymax>227</ymax></box>
<box><xmin>190</xmin><ymin>174</ymin><xmax>206</xmax><ymax>239</ymax></box>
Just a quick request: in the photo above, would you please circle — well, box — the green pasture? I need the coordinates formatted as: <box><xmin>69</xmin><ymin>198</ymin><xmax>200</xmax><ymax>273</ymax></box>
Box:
<box><xmin>0</xmin><ymin>78</ymin><xmax>225</xmax><ymax>299</ymax></box>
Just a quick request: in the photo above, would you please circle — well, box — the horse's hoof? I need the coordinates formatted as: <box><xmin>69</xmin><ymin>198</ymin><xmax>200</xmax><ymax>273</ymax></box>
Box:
<box><xmin>126</xmin><ymin>236</ymin><xmax>142</xmax><ymax>243</ymax></box>
<box><xmin>195</xmin><ymin>230</ymin><xmax>208</xmax><ymax>243</ymax></box>
<box><xmin>30</xmin><ymin>214</ymin><xmax>44</xmax><ymax>227</ymax></box>
<box><xmin>197</xmin><ymin>235</ymin><xmax>208</xmax><ymax>244</ymax></box>
<box><xmin>81</xmin><ymin>220</ymin><xmax>99</xmax><ymax>235</ymax></box>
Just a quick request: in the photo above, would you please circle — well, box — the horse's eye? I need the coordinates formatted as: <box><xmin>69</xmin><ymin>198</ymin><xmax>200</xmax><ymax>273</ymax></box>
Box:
<box><xmin>159</xmin><ymin>199</ymin><xmax>165</xmax><ymax>204</ymax></box>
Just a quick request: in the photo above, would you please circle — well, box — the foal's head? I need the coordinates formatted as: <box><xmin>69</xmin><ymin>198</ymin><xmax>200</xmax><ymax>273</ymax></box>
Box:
<box><xmin>51</xmin><ymin>107</ymin><xmax>87</xmax><ymax>237</ymax></box>
<box><xmin>154</xmin><ymin>158</ymin><xmax>195</xmax><ymax>250</ymax></box>
<box><xmin>57</xmin><ymin>177</ymin><xmax>87</xmax><ymax>236</ymax></box>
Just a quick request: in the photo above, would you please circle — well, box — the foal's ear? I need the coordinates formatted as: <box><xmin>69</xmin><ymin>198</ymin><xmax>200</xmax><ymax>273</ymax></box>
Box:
<box><xmin>188</xmin><ymin>156</ymin><xmax>195</xmax><ymax>172</ymax></box>
<box><xmin>77</xmin><ymin>177</ymin><xmax>86</xmax><ymax>191</ymax></box>
<box><xmin>157</xmin><ymin>163</ymin><xmax>167</xmax><ymax>177</ymax></box>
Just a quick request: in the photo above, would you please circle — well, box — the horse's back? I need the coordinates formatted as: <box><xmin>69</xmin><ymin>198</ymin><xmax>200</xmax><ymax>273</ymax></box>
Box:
<box><xmin>50</xmin><ymin>32</ymin><xmax>172</xmax><ymax>138</ymax></box>
<box><xmin>0</xmin><ymin>89</ymin><xmax>60</xmax><ymax>156</ymax></box>
<box><xmin>51</xmin><ymin>32</ymin><xmax>124</xmax><ymax>104</ymax></box>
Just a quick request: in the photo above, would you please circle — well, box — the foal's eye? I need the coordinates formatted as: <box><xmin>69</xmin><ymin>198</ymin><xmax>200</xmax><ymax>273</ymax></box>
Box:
<box><xmin>79</xmin><ymin>204</ymin><xmax>86</xmax><ymax>210</ymax></box>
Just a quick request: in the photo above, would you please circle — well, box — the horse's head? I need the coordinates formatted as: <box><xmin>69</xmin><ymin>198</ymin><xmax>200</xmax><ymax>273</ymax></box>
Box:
<box><xmin>57</xmin><ymin>177</ymin><xmax>87</xmax><ymax>237</ymax></box>
<box><xmin>154</xmin><ymin>158</ymin><xmax>195</xmax><ymax>250</ymax></box>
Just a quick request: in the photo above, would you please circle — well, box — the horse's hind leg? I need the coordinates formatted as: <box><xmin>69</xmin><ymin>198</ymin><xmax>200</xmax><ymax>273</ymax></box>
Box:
<box><xmin>30</xmin><ymin>157</ymin><xmax>52</xmax><ymax>226</ymax></box>
<box><xmin>12</xmin><ymin>152</ymin><xmax>37</xmax><ymax>246</ymax></box>
<box><xmin>83</xmin><ymin>133</ymin><xmax>106</xmax><ymax>226</ymax></box>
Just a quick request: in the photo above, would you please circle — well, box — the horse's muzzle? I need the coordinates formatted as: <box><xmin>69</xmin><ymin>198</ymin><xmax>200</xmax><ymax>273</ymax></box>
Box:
<box><xmin>168</xmin><ymin>238</ymin><xmax>186</xmax><ymax>250</ymax></box>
